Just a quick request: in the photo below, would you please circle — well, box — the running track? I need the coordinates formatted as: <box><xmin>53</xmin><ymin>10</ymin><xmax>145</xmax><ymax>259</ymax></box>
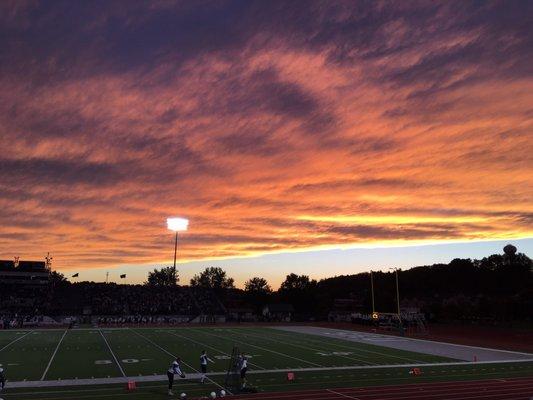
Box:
<box><xmin>220</xmin><ymin>376</ymin><xmax>533</xmax><ymax>400</ymax></box>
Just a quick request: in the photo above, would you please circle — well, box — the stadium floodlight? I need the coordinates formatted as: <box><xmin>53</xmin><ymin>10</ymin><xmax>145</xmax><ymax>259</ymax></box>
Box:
<box><xmin>167</xmin><ymin>217</ymin><xmax>189</xmax><ymax>275</ymax></box>
<box><xmin>167</xmin><ymin>217</ymin><xmax>189</xmax><ymax>232</ymax></box>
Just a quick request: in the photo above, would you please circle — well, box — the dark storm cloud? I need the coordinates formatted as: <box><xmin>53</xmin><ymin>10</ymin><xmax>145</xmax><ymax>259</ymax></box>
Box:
<box><xmin>0</xmin><ymin>0</ymin><xmax>254</xmax><ymax>80</ymax></box>
<box><xmin>0</xmin><ymin>157</ymin><xmax>123</xmax><ymax>186</ymax></box>
<box><xmin>245</xmin><ymin>68</ymin><xmax>320</xmax><ymax>118</ymax></box>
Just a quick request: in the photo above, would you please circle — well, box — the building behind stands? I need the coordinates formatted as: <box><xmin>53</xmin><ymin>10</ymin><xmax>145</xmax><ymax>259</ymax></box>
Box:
<box><xmin>0</xmin><ymin>259</ymin><xmax>50</xmax><ymax>286</ymax></box>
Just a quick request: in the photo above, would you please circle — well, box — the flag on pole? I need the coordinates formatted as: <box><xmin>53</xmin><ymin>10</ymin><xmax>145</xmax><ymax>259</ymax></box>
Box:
<box><xmin>120</xmin><ymin>274</ymin><xmax>127</xmax><ymax>279</ymax></box>
<box><xmin>72</xmin><ymin>273</ymin><xmax>79</xmax><ymax>278</ymax></box>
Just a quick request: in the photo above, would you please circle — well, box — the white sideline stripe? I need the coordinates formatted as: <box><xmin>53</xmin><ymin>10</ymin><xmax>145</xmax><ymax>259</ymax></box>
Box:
<box><xmin>272</xmin><ymin>328</ymin><xmax>429</xmax><ymax>364</ymax></box>
<box><xmin>0</xmin><ymin>330</ymin><xmax>32</xmax><ymax>352</ymax></box>
<box><xmin>229</xmin><ymin>328</ymin><xmax>376</xmax><ymax>366</ymax></box>
<box><xmin>6</xmin><ymin>359</ymin><xmax>533</xmax><ymax>388</ymax></box>
<box><xmin>99</xmin><ymin>330</ymin><xmax>126</xmax><ymax>377</ymax></box>
<box><xmin>166</xmin><ymin>329</ymin><xmax>266</xmax><ymax>370</ymax></box>
<box><xmin>129</xmin><ymin>328</ymin><xmax>230</xmax><ymax>394</ymax></box>
<box><xmin>327</xmin><ymin>388</ymin><xmax>361</xmax><ymax>399</ymax></box>
<box><xmin>193</xmin><ymin>328</ymin><xmax>324</xmax><ymax>368</ymax></box>
<box><xmin>40</xmin><ymin>329</ymin><xmax>68</xmax><ymax>381</ymax></box>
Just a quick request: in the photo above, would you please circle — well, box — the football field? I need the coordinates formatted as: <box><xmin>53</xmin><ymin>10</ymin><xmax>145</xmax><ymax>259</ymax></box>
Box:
<box><xmin>1</xmin><ymin>326</ymin><xmax>532</xmax><ymax>399</ymax></box>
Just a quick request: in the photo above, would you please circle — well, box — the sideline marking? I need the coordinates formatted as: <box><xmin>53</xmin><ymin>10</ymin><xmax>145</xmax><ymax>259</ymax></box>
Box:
<box><xmin>99</xmin><ymin>330</ymin><xmax>126</xmax><ymax>377</ymax></box>
<box><xmin>41</xmin><ymin>329</ymin><xmax>68</xmax><ymax>381</ymax></box>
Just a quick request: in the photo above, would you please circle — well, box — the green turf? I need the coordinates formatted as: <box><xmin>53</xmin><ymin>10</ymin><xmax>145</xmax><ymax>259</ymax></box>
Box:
<box><xmin>0</xmin><ymin>327</ymin><xmax>530</xmax><ymax>399</ymax></box>
<box><xmin>0</xmin><ymin>327</ymin><xmax>458</xmax><ymax>382</ymax></box>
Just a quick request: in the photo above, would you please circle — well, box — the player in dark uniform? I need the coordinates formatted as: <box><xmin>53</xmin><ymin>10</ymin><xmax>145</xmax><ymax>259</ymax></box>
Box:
<box><xmin>166</xmin><ymin>357</ymin><xmax>185</xmax><ymax>396</ymax></box>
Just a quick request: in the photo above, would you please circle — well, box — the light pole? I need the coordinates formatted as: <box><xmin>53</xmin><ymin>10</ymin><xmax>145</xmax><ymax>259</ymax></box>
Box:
<box><xmin>167</xmin><ymin>217</ymin><xmax>189</xmax><ymax>276</ymax></box>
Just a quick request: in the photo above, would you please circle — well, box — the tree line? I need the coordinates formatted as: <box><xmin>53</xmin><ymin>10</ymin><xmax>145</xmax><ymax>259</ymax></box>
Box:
<box><xmin>51</xmin><ymin>245</ymin><xmax>531</xmax><ymax>323</ymax></box>
<box><xmin>142</xmin><ymin>245</ymin><xmax>531</xmax><ymax>322</ymax></box>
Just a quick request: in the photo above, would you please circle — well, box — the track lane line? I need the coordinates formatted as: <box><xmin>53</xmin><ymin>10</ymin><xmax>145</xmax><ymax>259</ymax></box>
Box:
<box><xmin>327</xmin><ymin>388</ymin><xmax>362</xmax><ymax>399</ymax></box>
<box><xmin>215</xmin><ymin>376</ymin><xmax>533</xmax><ymax>400</ymax></box>
<box><xmin>336</xmin><ymin>383</ymin><xmax>533</xmax><ymax>399</ymax></box>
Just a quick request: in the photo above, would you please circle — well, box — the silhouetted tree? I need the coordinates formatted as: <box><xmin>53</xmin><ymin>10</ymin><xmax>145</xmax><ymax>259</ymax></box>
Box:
<box><xmin>190</xmin><ymin>267</ymin><xmax>234</xmax><ymax>290</ymax></box>
<box><xmin>279</xmin><ymin>273</ymin><xmax>318</xmax><ymax>315</ymax></box>
<box><xmin>49</xmin><ymin>270</ymin><xmax>68</xmax><ymax>289</ymax></box>
<box><xmin>245</xmin><ymin>277</ymin><xmax>272</xmax><ymax>312</ymax></box>
<box><xmin>245</xmin><ymin>277</ymin><xmax>272</xmax><ymax>294</ymax></box>
<box><xmin>145</xmin><ymin>266</ymin><xmax>178</xmax><ymax>286</ymax></box>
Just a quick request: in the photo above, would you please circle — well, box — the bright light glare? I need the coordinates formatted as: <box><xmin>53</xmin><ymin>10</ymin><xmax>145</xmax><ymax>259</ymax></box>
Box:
<box><xmin>167</xmin><ymin>217</ymin><xmax>189</xmax><ymax>232</ymax></box>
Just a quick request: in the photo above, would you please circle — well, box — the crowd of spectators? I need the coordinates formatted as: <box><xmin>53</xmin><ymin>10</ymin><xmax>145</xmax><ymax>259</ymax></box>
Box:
<box><xmin>75</xmin><ymin>283</ymin><xmax>197</xmax><ymax>315</ymax></box>
<box><xmin>95</xmin><ymin>315</ymin><xmax>191</xmax><ymax>325</ymax></box>
<box><xmin>192</xmin><ymin>287</ymin><xmax>226</xmax><ymax>315</ymax></box>
<box><xmin>0</xmin><ymin>282</ymin><xmax>229</xmax><ymax>328</ymax></box>
<box><xmin>0</xmin><ymin>284</ymin><xmax>50</xmax><ymax>326</ymax></box>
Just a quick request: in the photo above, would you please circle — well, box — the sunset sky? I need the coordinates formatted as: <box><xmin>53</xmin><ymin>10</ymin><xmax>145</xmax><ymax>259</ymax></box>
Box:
<box><xmin>1</xmin><ymin>1</ymin><xmax>531</xmax><ymax>288</ymax></box>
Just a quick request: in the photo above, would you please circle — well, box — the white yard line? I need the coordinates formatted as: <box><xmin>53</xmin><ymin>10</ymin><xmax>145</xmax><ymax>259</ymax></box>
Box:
<box><xmin>327</xmin><ymin>388</ymin><xmax>362</xmax><ymax>399</ymax></box>
<box><xmin>0</xmin><ymin>330</ymin><xmax>32</xmax><ymax>352</ymax></box>
<box><xmin>40</xmin><ymin>329</ymin><xmax>68</xmax><ymax>381</ymax></box>
<box><xmin>193</xmin><ymin>328</ymin><xmax>324</xmax><ymax>368</ymax></box>
<box><xmin>228</xmin><ymin>328</ymin><xmax>375</xmax><ymax>366</ymax></box>
<box><xmin>129</xmin><ymin>328</ymin><xmax>230</xmax><ymax>394</ymax></box>
<box><xmin>99</xmin><ymin>330</ymin><xmax>126</xmax><ymax>377</ymax></box>
<box><xmin>273</xmin><ymin>328</ymin><xmax>428</xmax><ymax>363</ymax></box>
<box><xmin>166</xmin><ymin>329</ymin><xmax>266</xmax><ymax>370</ymax></box>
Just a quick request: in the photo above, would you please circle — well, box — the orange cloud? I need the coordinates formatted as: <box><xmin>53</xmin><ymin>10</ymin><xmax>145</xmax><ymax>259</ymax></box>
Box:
<box><xmin>0</xmin><ymin>1</ymin><xmax>531</xmax><ymax>272</ymax></box>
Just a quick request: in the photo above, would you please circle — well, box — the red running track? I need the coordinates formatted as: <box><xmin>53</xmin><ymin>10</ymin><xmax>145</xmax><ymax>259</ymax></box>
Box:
<box><xmin>219</xmin><ymin>376</ymin><xmax>533</xmax><ymax>400</ymax></box>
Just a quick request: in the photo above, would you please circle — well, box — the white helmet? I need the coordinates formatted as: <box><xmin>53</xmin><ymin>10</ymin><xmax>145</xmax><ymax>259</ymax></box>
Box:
<box><xmin>210</xmin><ymin>392</ymin><xmax>216</xmax><ymax>399</ymax></box>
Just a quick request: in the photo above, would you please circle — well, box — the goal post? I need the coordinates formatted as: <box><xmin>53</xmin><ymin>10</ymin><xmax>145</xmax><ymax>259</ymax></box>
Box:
<box><xmin>223</xmin><ymin>346</ymin><xmax>241</xmax><ymax>394</ymax></box>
